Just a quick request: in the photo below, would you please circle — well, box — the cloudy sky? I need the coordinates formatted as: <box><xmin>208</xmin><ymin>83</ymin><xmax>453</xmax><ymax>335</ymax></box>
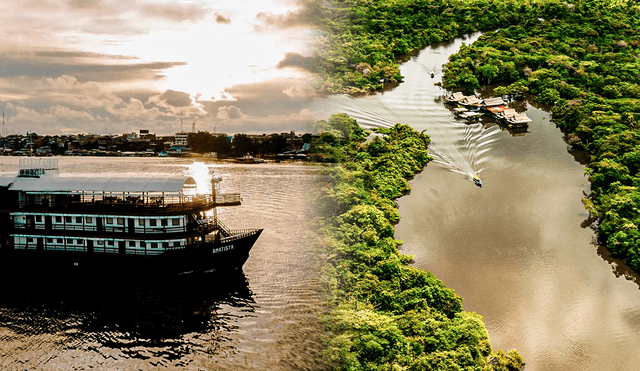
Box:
<box><xmin>0</xmin><ymin>0</ymin><xmax>319</xmax><ymax>135</ymax></box>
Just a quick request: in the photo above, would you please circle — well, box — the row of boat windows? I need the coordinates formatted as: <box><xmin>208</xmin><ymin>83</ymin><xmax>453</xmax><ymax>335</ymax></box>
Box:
<box><xmin>22</xmin><ymin>237</ymin><xmax>182</xmax><ymax>249</ymax></box>
<box><xmin>29</xmin><ymin>215</ymin><xmax>182</xmax><ymax>227</ymax></box>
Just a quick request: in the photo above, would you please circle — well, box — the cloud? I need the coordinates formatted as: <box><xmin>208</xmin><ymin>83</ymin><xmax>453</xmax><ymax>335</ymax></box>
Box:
<box><xmin>65</xmin><ymin>0</ymin><xmax>212</xmax><ymax>23</ymax></box>
<box><xmin>31</xmin><ymin>49</ymin><xmax>137</xmax><ymax>60</ymax></box>
<box><xmin>217</xmin><ymin>106</ymin><xmax>243</xmax><ymax>120</ymax></box>
<box><xmin>204</xmin><ymin>107</ymin><xmax>316</xmax><ymax>134</ymax></box>
<box><xmin>276</xmin><ymin>52</ymin><xmax>314</xmax><ymax>71</ymax></box>
<box><xmin>105</xmin><ymin>98</ymin><xmax>162</xmax><ymax>121</ymax></box>
<box><xmin>66</xmin><ymin>0</ymin><xmax>100</xmax><ymax>10</ymax></box>
<box><xmin>254</xmin><ymin>10</ymin><xmax>308</xmax><ymax>30</ymax></box>
<box><xmin>0</xmin><ymin>49</ymin><xmax>186</xmax><ymax>82</ymax></box>
<box><xmin>215</xmin><ymin>13</ymin><xmax>231</xmax><ymax>24</ymax></box>
<box><xmin>158</xmin><ymin>90</ymin><xmax>193</xmax><ymax>107</ymax></box>
<box><xmin>51</xmin><ymin>105</ymin><xmax>95</xmax><ymax>121</ymax></box>
<box><xmin>283</xmin><ymin>85</ymin><xmax>317</xmax><ymax>98</ymax></box>
<box><xmin>141</xmin><ymin>3</ymin><xmax>210</xmax><ymax>23</ymax></box>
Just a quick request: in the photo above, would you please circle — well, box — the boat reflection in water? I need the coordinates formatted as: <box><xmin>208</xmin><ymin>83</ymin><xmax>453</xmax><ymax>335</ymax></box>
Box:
<box><xmin>0</xmin><ymin>270</ymin><xmax>255</xmax><ymax>366</ymax></box>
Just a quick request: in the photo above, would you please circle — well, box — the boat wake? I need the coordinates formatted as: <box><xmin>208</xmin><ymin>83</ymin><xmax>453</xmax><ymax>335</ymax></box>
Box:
<box><xmin>324</xmin><ymin>94</ymin><xmax>500</xmax><ymax>187</ymax></box>
<box><xmin>429</xmin><ymin>122</ymin><xmax>500</xmax><ymax>187</ymax></box>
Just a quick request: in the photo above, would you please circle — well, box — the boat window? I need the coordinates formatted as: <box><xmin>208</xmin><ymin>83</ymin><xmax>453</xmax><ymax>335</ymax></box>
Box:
<box><xmin>140</xmin><ymin>241</ymin><xmax>146</xmax><ymax>248</ymax></box>
<box><xmin>150</xmin><ymin>219</ymin><xmax>157</xmax><ymax>227</ymax></box>
<box><xmin>86</xmin><ymin>217</ymin><xmax>93</xmax><ymax>224</ymax></box>
<box><xmin>36</xmin><ymin>215</ymin><xmax>42</xmax><ymax>223</ymax></box>
<box><xmin>66</xmin><ymin>238</ymin><xmax>73</xmax><ymax>244</ymax></box>
<box><xmin>137</xmin><ymin>219</ymin><xmax>144</xmax><ymax>226</ymax></box>
<box><xmin>47</xmin><ymin>238</ymin><xmax>53</xmax><ymax>243</ymax></box>
<box><xmin>56</xmin><ymin>238</ymin><xmax>63</xmax><ymax>243</ymax></box>
<box><xmin>151</xmin><ymin>242</ymin><xmax>158</xmax><ymax>248</ymax></box>
<box><xmin>173</xmin><ymin>241</ymin><xmax>180</xmax><ymax>247</ymax></box>
<box><xmin>128</xmin><ymin>241</ymin><xmax>136</xmax><ymax>247</ymax></box>
<box><xmin>107</xmin><ymin>218</ymin><xmax>114</xmax><ymax>224</ymax></box>
<box><xmin>27</xmin><ymin>238</ymin><xmax>34</xmax><ymax>243</ymax></box>
<box><xmin>76</xmin><ymin>217</ymin><xmax>82</xmax><ymax>224</ymax></box>
<box><xmin>117</xmin><ymin>218</ymin><xmax>124</xmax><ymax>225</ymax></box>
<box><xmin>107</xmin><ymin>240</ymin><xmax>114</xmax><ymax>246</ymax></box>
<box><xmin>55</xmin><ymin>216</ymin><xmax>62</xmax><ymax>223</ymax></box>
<box><xmin>96</xmin><ymin>240</ymin><xmax>103</xmax><ymax>246</ymax></box>
<box><xmin>172</xmin><ymin>219</ymin><xmax>180</xmax><ymax>226</ymax></box>
<box><xmin>161</xmin><ymin>219</ymin><xmax>168</xmax><ymax>227</ymax></box>
<box><xmin>65</xmin><ymin>216</ymin><xmax>72</xmax><ymax>223</ymax></box>
<box><xmin>162</xmin><ymin>242</ymin><xmax>169</xmax><ymax>248</ymax></box>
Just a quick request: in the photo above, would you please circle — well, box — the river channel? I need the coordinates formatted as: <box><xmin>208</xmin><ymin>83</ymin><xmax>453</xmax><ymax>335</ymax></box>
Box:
<box><xmin>0</xmin><ymin>158</ymin><xmax>326</xmax><ymax>370</ymax></box>
<box><xmin>314</xmin><ymin>34</ymin><xmax>640</xmax><ymax>370</ymax></box>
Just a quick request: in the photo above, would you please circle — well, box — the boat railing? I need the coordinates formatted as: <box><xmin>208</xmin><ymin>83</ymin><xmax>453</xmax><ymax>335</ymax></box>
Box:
<box><xmin>12</xmin><ymin>228</ymin><xmax>262</xmax><ymax>255</ymax></box>
<box><xmin>14</xmin><ymin>218</ymin><xmax>230</xmax><ymax>235</ymax></box>
<box><xmin>16</xmin><ymin>192</ymin><xmax>241</xmax><ymax>213</ymax></box>
<box><xmin>219</xmin><ymin>229</ymin><xmax>261</xmax><ymax>243</ymax></box>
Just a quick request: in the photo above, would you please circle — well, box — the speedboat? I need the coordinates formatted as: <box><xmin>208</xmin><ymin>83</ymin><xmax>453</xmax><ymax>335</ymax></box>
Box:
<box><xmin>473</xmin><ymin>175</ymin><xmax>482</xmax><ymax>188</ymax></box>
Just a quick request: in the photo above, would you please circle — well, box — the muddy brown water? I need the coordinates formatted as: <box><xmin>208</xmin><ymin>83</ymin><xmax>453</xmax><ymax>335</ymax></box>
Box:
<box><xmin>313</xmin><ymin>34</ymin><xmax>640</xmax><ymax>370</ymax></box>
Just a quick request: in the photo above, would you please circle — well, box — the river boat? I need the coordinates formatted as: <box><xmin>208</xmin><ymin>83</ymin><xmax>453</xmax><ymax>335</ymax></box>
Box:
<box><xmin>484</xmin><ymin>106</ymin><xmax>532</xmax><ymax>127</ymax></box>
<box><xmin>445</xmin><ymin>92</ymin><xmax>466</xmax><ymax>104</ymax></box>
<box><xmin>506</xmin><ymin>113</ymin><xmax>532</xmax><ymax>126</ymax></box>
<box><xmin>234</xmin><ymin>155</ymin><xmax>265</xmax><ymax>164</ymax></box>
<box><xmin>482</xmin><ymin>97</ymin><xmax>507</xmax><ymax>107</ymax></box>
<box><xmin>453</xmin><ymin>108</ymin><xmax>482</xmax><ymax>122</ymax></box>
<box><xmin>0</xmin><ymin>158</ymin><xmax>262</xmax><ymax>276</ymax></box>
<box><xmin>473</xmin><ymin>175</ymin><xmax>482</xmax><ymax>188</ymax></box>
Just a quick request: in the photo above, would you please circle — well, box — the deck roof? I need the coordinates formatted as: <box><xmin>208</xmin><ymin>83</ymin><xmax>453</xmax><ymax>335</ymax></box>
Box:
<box><xmin>4</xmin><ymin>173</ymin><xmax>197</xmax><ymax>194</ymax></box>
<box><xmin>483</xmin><ymin>97</ymin><xmax>507</xmax><ymax>106</ymax></box>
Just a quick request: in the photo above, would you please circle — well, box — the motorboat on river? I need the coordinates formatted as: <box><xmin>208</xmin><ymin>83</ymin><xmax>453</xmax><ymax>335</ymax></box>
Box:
<box><xmin>0</xmin><ymin>158</ymin><xmax>262</xmax><ymax>275</ymax></box>
<box><xmin>473</xmin><ymin>174</ymin><xmax>483</xmax><ymax>188</ymax></box>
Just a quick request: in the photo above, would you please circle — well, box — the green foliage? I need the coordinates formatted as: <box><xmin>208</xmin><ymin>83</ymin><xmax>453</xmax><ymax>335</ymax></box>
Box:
<box><xmin>438</xmin><ymin>0</ymin><xmax>640</xmax><ymax>274</ymax></box>
<box><xmin>307</xmin><ymin>0</ymin><xmax>576</xmax><ymax>93</ymax></box>
<box><xmin>187</xmin><ymin>131</ymin><xmax>231</xmax><ymax>156</ymax></box>
<box><xmin>312</xmin><ymin>117</ymin><xmax>522</xmax><ymax>370</ymax></box>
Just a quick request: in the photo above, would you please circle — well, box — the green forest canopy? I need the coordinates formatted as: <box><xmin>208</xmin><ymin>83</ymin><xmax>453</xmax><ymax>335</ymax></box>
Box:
<box><xmin>308</xmin><ymin>0</ymin><xmax>640</xmax><ymax>275</ymax></box>
<box><xmin>312</xmin><ymin>116</ymin><xmax>525</xmax><ymax>370</ymax></box>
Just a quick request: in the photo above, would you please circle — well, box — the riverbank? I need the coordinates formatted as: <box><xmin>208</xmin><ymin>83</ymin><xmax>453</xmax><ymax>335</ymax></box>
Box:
<box><xmin>307</xmin><ymin>0</ymin><xmax>570</xmax><ymax>93</ymax></box>
<box><xmin>439</xmin><ymin>1</ymin><xmax>640</xmax><ymax>273</ymax></box>
<box><xmin>312</xmin><ymin>115</ymin><xmax>523</xmax><ymax>370</ymax></box>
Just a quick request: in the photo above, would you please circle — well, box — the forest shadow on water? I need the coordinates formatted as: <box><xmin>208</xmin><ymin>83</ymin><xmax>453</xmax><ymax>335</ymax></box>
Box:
<box><xmin>0</xmin><ymin>270</ymin><xmax>257</xmax><ymax>369</ymax></box>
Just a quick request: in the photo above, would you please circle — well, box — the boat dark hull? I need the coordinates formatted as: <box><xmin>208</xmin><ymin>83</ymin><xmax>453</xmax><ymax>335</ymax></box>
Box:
<box><xmin>0</xmin><ymin>229</ymin><xmax>263</xmax><ymax>277</ymax></box>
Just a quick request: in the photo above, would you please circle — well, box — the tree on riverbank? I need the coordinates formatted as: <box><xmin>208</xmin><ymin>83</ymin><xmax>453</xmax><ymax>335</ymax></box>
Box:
<box><xmin>307</xmin><ymin>0</ymin><xmax>570</xmax><ymax>93</ymax></box>
<box><xmin>312</xmin><ymin>115</ymin><xmax>525</xmax><ymax>370</ymax></box>
<box><xmin>307</xmin><ymin>0</ymin><xmax>640</xmax><ymax>279</ymax></box>
<box><xmin>439</xmin><ymin>1</ymin><xmax>640</xmax><ymax>273</ymax></box>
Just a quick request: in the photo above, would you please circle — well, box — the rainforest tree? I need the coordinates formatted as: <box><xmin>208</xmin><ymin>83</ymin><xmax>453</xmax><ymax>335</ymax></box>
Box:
<box><xmin>312</xmin><ymin>115</ymin><xmax>525</xmax><ymax>370</ymax></box>
<box><xmin>440</xmin><ymin>0</ymin><xmax>640</xmax><ymax>273</ymax></box>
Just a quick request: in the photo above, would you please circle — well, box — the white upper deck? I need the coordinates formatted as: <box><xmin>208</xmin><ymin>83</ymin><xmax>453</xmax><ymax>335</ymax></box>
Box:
<box><xmin>0</xmin><ymin>158</ymin><xmax>197</xmax><ymax>196</ymax></box>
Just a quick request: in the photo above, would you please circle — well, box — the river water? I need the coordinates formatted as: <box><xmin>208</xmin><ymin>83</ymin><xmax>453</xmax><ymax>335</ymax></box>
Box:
<box><xmin>315</xmin><ymin>34</ymin><xmax>640</xmax><ymax>370</ymax></box>
<box><xmin>0</xmin><ymin>158</ymin><xmax>326</xmax><ymax>370</ymax></box>
<box><xmin>4</xmin><ymin>34</ymin><xmax>640</xmax><ymax>371</ymax></box>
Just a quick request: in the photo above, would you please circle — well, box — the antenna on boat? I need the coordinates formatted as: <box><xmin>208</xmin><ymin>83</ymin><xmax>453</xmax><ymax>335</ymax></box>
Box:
<box><xmin>211</xmin><ymin>175</ymin><xmax>222</xmax><ymax>232</ymax></box>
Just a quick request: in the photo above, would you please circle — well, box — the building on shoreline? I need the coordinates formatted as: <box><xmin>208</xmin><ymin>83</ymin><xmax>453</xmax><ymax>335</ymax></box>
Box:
<box><xmin>0</xmin><ymin>130</ymin><xmax>317</xmax><ymax>159</ymax></box>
